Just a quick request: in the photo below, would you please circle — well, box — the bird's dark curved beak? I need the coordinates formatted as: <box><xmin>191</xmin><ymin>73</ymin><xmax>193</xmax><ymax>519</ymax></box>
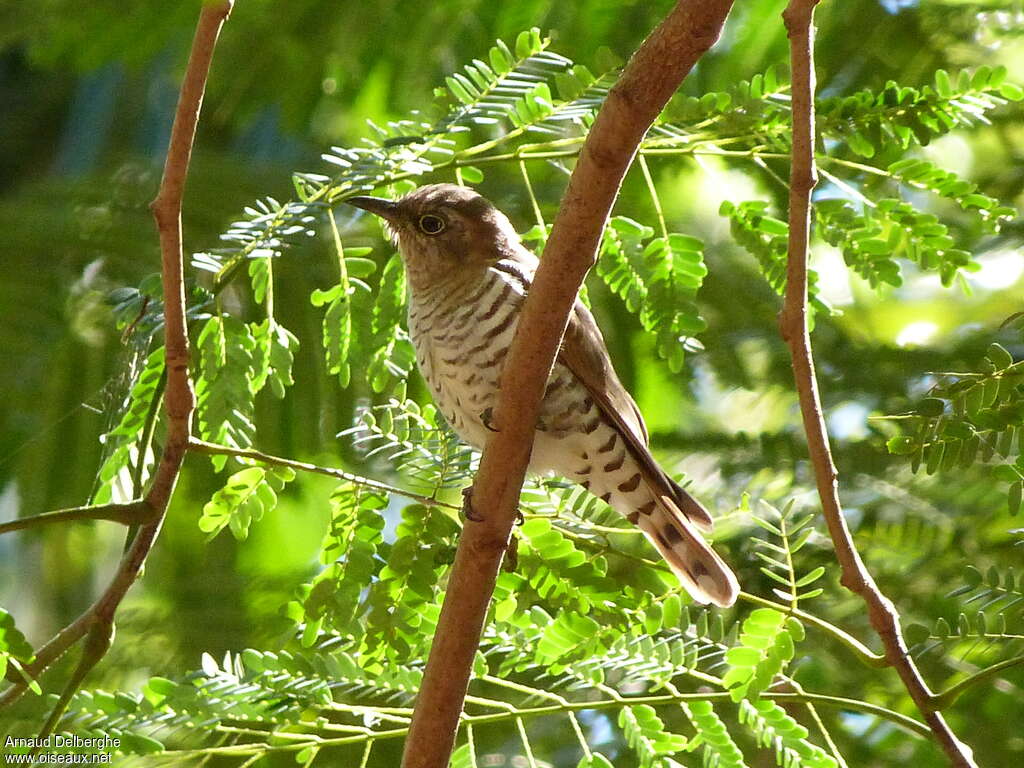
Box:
<box><xmin>345</xmin><ymin>195</ymin><xmax>399</xmax><ymax>222</ymax></box>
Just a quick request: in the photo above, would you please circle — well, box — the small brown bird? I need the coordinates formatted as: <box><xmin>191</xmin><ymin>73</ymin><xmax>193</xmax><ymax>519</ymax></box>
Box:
<box><xmin>347</xmin><ymin>184</ymin><xmax>738</xmax><ymax>607</ymax></box>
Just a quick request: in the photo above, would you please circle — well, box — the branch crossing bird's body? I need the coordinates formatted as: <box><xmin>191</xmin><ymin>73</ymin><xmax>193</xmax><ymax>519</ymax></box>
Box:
<box><xmin>347</xmin><ymin>184</ymin><xmax>739</xmax><ymax>607</ymax></box>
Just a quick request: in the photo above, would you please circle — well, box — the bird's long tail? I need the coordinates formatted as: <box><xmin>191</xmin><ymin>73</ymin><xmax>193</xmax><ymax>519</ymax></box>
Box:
<box><xmin>634</xmin><ymin>495</ymin><xmax>739</xmax><ymax>608</ymax></box>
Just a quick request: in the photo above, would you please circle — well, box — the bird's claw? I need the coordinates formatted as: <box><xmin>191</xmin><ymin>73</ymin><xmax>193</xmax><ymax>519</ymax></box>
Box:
<box><xmin>480</xmin><ymin>407</ymin><xmax>498</xmax><ymax>433</ymax></box>
<box><xmin>503</xmin><ymin>534</ymin><xmax>519</xmax><ymax>572</ymax></box>
<box><xmin>461</xmin><ymin>486</ymin><xmax>484</xmax><ymax>522</ymax></box>
<box><xmin>460</xmin><ymin>487</ymin><xmax>523</xmax><ymax>526</ymax></box>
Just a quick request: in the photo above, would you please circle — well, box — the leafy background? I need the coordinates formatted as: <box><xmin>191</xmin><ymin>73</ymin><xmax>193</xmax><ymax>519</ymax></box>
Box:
<box><xmin>1</xmin><ymin>0</ymin><xmax>1023</xmax><ymax>765</ymax></box>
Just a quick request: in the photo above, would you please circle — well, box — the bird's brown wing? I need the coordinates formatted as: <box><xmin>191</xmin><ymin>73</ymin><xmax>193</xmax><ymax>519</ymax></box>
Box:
<box><xmin>559</xmin><ymin>299</ymin><xmax>714</xmax><ymax>531</ymax></box>
<box><xmin>499</xmin><ymin>244</ymin><xmax>713</xmax><ymax>531</ymax></box>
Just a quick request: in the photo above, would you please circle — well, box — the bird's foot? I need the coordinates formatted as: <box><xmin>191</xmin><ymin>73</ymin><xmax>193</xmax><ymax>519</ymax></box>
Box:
<box><xmin>480</xmin><ymin>407</ymin><xmax>498</xmax><ymax>432</ymax></box>
<box><xmin>460</xmin><ymin>487</ymin><xmax>525</xmax><ymax>527</ymax></box>
<box><xmin>503</xmin><ymin>534</ymin><xmax>519</xmax><ymax>572</ymax></box>
<box><xmin>461</xmin><ymin>486</ymin><xmax>484</xmax><ymax>522</ymax></box>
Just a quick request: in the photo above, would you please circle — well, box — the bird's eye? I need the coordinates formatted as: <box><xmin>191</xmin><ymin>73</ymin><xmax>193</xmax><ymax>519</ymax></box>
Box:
<box><xmin>418</xmin><ymin>214</ymin><xmax>446</xmax><ymax>235</ymax></box>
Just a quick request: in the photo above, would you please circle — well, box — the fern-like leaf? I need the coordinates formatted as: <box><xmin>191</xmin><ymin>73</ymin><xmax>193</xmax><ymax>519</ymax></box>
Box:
<box><xmin>618</xmin><ymin>704</ymin><xmax>687</xmax><ymax>767</ymax></box>
<box><xmin>738</xmin><ymin>699</ymin><xmax>838</xmax><ymax>768</ymax></box>
<box><xmin>722</xmin><ymin>609</ymin><xmax>804</xmax><ymax>702</ymax></box>
<box><xmin>199</xmin><ymin>464</ymin><xmax>296</xmax><ymax>540</ymax></box>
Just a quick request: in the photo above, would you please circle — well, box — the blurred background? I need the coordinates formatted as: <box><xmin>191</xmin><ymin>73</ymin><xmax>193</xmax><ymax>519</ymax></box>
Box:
<box><xmin>1</xmin><ymin>0</ymin><xmax>1022</xmax><ymax>763</ymax></box>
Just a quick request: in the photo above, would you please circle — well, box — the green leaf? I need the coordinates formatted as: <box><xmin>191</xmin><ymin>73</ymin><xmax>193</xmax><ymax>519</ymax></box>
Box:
<box><xmin>904</xmin><ymin>623</ymin><xmax>930</xmax><ymax>645</ymax></box>
<box><xmin>886</xmin><ymin>436</ymin><xmax>917</xmax><ymax>455</ymax></box>
<box><xmin>794</xmin><ymin>566</ymin><xmax>825</xmax><ymax>588</ymax></box>
<box><xmin>987</xmin><ymin>343</ymin><xmax>1014</xmax><ymax>370</ymax></box>
<box><xmin>195</xmin><ymin>316</ymin><xmax>260</xmax><ymax>470</ymax></box>
<box><xmin>685</xmin><ymin>700</ymin><xmax>749</xmax><ymax>768</ymax></box>
<box><xmin>1010</xmin><ymin>480</ymin><xmax>1022</xmax><ymax>515</ymax></box>
<box><xmin>619</xmin><ymin>704</ymin><xmax>687</xmax><ymax>766</ymax></box>
<box><xmin>722</xmin><ymin>609</ymin><xmax>797</xmax><ymax>702</ymax></box>
<box><xmin>200</xmin><ymin>465</ymin><xmax>296</xmax><ymax>540</ymax></box>
<box><xmin>0</xmin><ymin>608</ymin><xmax>35</xmax><ymax>677</ymax></box>
<box><xmin>94</xmin><ymin>348</ymin><xmax>166</xmax><ymax>504</ymax></box>
<box><xmin>739</xmin><ymin>699</ymin><xmax>837</xmax><ymax>767</ymax></box>
<box><xmin>460</xmin><ymin>166</ymin><xmax>484</xmax><ymax>183</ymax></box>
<box><xmin>300</xmin><ymin>483</ymin><xmax>388</xmax><ymax>633</ymax></box>
<box><xmin>999</xmin><ymin>82</ymin><xmax>1024</xmax><ymax>100</ymax></box>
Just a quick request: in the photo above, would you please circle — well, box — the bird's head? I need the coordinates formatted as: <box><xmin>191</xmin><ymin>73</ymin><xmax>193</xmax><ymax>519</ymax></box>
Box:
<box><xmin>346</xmin><ymin>184</ymin><xmax>520</xmax><ymax>286</ymax></box>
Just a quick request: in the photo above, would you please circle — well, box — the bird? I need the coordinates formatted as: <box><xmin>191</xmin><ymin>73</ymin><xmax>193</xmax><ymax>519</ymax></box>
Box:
<box><xmin>346</xmin><ymin>183</ymin><xmax>738</xmax><ymax>607</ymax></box>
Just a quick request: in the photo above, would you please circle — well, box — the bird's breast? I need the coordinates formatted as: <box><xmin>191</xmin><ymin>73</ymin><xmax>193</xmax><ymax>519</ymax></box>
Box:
<box><xmin>407</xmin><ymin>265</ymin><xmax>527</xmax><ymax>450</ymax></box>
<box><xmin>405</xmin><ymin>260</ymin><xmax>606</xmax><ymax>479</ymax></box>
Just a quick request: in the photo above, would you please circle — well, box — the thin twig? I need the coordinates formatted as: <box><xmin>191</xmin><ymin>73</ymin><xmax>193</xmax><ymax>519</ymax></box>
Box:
<box><xmin>187</xmin><ymin>438</ymin><xmax>459</xmax><ymax>511</ymax></box>
<box><xmin>0</xmin><ymin>0</ymin><xmax>233</xmax><ymax>717</ymax></box>
<box><xmin>58</xmin><ymin>687</ymin><xmax>929</xmax><ymax>765</ymax></box>
<box><xmin>779</xmin><ymin>1</ymin><xmax>976</xmax><ymax>765</ymax></box>
<box><xmin>739</xmin><ymin>591</ymin><xmax>885</xmax><ymax>668</ymax></box>
<box><xmin>400</xmin><ymin>3</ymin><xmax>735</xmax><ymax>766</ymax></box>
<box><xmin>933</xmin><ymin>653</ymin><xmax>1024</xmax><ymax>710</ymax></box>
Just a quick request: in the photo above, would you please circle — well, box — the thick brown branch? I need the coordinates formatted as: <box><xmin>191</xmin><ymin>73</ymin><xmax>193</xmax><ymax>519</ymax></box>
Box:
<box><xmin>0</xmin><ymin>1</ymin><xmax>232</xmax><ymax>714</ymax></box>
<box><xmin>400</xmin><ymin>3</ymin><xmax>735</xmax><ymax>767</ymax></box>
<box><xmin>779</xmin><ymin>1</ymin><xmax>976</xmax><ymax>766</ymax></box>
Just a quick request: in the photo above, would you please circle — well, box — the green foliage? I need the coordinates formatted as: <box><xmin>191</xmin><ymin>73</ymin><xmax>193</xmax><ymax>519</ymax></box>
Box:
<box><xmin>93</xmin><ymin>347</ymin><xmax>164</xmax><ymax>504</ymax></box>
<box><xmin>199</xmin><ymin>464</ymin><xmax>296</xmax><ymax>540</ymax></box>
<box><xmin>367</xmin><ymin>253</ymin><xmax>416</xmax><ymax>393</ymax></box>
<box><xmin>618</xmin><ymin>704</ymin><xmax>688</xmax><ymax>767</ymax></box>
<box><xmin>599</xmin><ymin>217</ymin><xmax>708</xmax><ymax>372</ymax></box>
<box><xmin>0</xmin><ymin>608</ymin><xmax>35</xmax><ymax>686</ymax></box>
<box><xmin>250</xmin><ymin>318</ymin><xmax>299</xmax><ymax>399</ymax></box>
<box><xmin>195</xmin><ymin>316</ymin><xmax>259</xmax><ymax>470</ymax></box>
<box><xmin>817</xmin><ymin>66</ymin><xmax>1021</xmax><ymax>156</ymax></box>
<box><xmin>309</xmin><ymin>245</ymin><xmax>377</xmax><ymax>389</ymax></box>
<box><xmin>191</xmin><ymin>196</ymin><xmax>321</xmax><ymax>292</ymax></box>
<box><xmin>816</xmin><ymin>197</ymin><xmax>979</xmax><ymax>289</ymax></box>
<box><xmin>345</xmin><ymin>394</ymin><xmax>476</xmax><ymax>491</ymax></box>
<box><xmin>723</xmin><ymin>609</ymin><xmax>804</xmax><ymax>702</ymax></box>
<box><xmin>194</xmin><ymin>311</ymin><xmax>301</xmax><ymax>471</ymax></box>
<box><xmin>718</xmin><ymin>201</ymin><xmax>831</xmax><ymax>319</ymax></box>
<box><xmin>438</xmin><ymin>28</ymin><xmax>565</xmax><ymax>132</ymax></box>
<box><xmin>883</xmin><ymin>331</ymin><xmax>1022</xmax><ymax>514</ymax></box>
<box><xmin>886</xmin><ymin>158</ymin><xmax>1015</xmax><ymax>232</ymax></box>
<box><xmin>683</xmin><ymin>700</ymin><xmax>749</xmax><ymax>768</ymax></box>
<box><xmin>738</xmin><ymin>699</ymin><xmax>837</xmax><ymax>768</ymax></box>
<box><xmin>752</xmin><ymin>501</ymin><xmax>826</xmax><ymax>607</ymax></box>
<box><xmin>535</xmin><ymin>610</ymin><xmax>603</xmax><ymax>668</ymax></box>
<box><xmin>295</xmin><ymin>482</ymin><xmax>388</xmax><ymax>640</ymax></box>
<box><xmin>360</xmin><ymin>503</ymin><xmax>458</xmax><ymax>661</ymax></box>
<box><xmin>907</xmin><ymin>564</ymin><xmax>1024</xmax><ymax>661</ymax></box>
<box><xmin>516</xmin><ymin>518</ymin><xmax>620</xmax><ymax>615</ymax></box>
<box><xmin>661</xmin><ymin>67</ymin><xmax>790</xmax><ymax>150</ymax></box>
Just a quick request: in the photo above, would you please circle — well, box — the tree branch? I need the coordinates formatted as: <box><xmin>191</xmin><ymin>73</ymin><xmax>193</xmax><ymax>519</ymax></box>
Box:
<box><xmin>0</xmin><ymin>1</ymin><xmax>233</xmax><ymax>717</ymax></box>
<box><xmin>400</xmin><ymin>3</ymin><xmax>735</xmax><ymax>766</ymax></box>
<box><xmin>779</xmin><ymin>1</ymin><xmax>976</xmax><ymax>765</ymax></box>
<box><xmin>0</xmin><ymin>501</ymin><xmax>155</xmax><ymax>536</ymax></box>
